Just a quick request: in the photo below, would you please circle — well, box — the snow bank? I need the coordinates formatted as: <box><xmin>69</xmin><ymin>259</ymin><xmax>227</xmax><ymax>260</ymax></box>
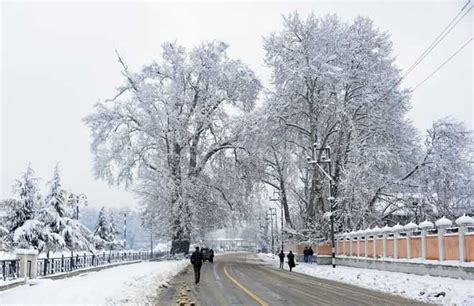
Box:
<box><xmin>0</xmin><ymin>260</ymin><xmax>188</xmax><ymax>304</ymax></box>
<box><xmin>258</xmin><ymin>253</ymin><xmax>474</xmax><ymax>305</ymax></box>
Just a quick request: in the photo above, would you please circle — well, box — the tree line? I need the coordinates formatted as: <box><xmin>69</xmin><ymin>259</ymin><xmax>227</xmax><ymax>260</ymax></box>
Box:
<box><xmin>0</xmin><ymin>165</ymin><xmax>123</xmax><ymax>255</ymax></box>
<box><xmin>79</xmin><ymin>12</ymin><xmax>472</xmax><ymax>248</ymax></box>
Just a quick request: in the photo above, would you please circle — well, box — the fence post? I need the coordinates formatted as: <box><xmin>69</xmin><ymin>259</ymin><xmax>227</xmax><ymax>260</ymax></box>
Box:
<box><xmin>372</xmin><ymin>226</ymin><xmax>381</xmax><ymax>259</ymax></box>
<box><xmin>419</xmin><ymin>220</ymin><xmax>434</xmax><ymax>260</ymax></box>
<box><xmin>435</xmin><ymin>216</ymin><xmax>452</xmax><ymax>261</ymax></box>
<box><xmin>455</xmin><ymin>215</ymin><xmax>473</xmax><ymax>262</ymax></box>
<box><xmin>356</xmin><ymin>230</ymin><xmax>363</xmax><ymax>257</ymax></box>
<box><xmin>362</xmin><ymin>230</ymin><xmax>368</xmax><ymax>257</ymax></box>
<box><xmin>349</xmin><ymin>231</ymin><xmax>355</xmax><ymax>256</ymax></box>
<box><xmin>342</xmin><ymin>233</ymin><xmax>347</xmax><ymax>255</ymax></box>
<box><xmin>404</xmin><ymin>222</ymin><xmax>418</xmax><ymax>259</ymax></box>
<box><xmin>381</xmin><ymin>225</ymin><xmax>390</xmax><ymax>258</ymax></box>
<box><xmin>392</xmin><ymin>223</ymin><xmax>403</xmax><ymax>259</ymax></box>
<box><xmin>15</xmin><ymin>249</ymin><xmax>38</xmax><ymax>280</ymax></box>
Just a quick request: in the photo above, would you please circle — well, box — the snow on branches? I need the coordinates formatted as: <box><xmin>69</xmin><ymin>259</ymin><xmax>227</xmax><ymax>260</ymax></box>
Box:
<box><xmin>84</xmin><ymin>41</ymin><xmax>261</xmax><ymax>247</ymax></box>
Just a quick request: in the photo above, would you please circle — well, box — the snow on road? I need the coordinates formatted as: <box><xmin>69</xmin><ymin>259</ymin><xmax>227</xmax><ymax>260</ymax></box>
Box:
<box><xmin>258</xmin><ymin>253</ymin><xmax>474</xmax><ymax>305</ymax></box>
<box><xmin>0</xmin><ymin>260</ymin><xmax>187</xmax><ymax>305</ymax></box>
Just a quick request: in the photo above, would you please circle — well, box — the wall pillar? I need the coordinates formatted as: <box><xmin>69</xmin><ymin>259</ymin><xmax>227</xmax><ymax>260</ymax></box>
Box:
<box><xmin>364</xmin><ymin>231</ymin><xmax>369</xmax><ymax>257</ymax></box>
<box><xmin>15</xmin><ymin>249</ymin><xmax>38</xmax><ymax>280</ymax></box>
<box><xmin>404</xmin><ymin>222</ymin><xmax>418</xmax><ymax>259</ymax></box>
<box><xmin>435</xmin><ymin>217</ymin><xmax>453</xmax><ymax>262</ymax></box>
<box><xmin>349</xmin><ymin>232</ymin><xmax>354</xmax><ymax>256</ymax></box>
<box><xmin>419</xmin><ymin>220</ymin><xmax>434</xmax><ymax>260</ymax></box>
<box><xmin>381</xmin><ymin>225</ymin><xmax>390</xmax><ymax>258</ymax></box>
<box><xmin>356</xmin><ymin>231</ymin><xmax>362</xmax><ymax>257</ymax></box>
<box><xmin>342</xmin><ymin>234</ymin><xmax>347</xmax><ymax>255</ymax></box>
<box><xmin>455</xmin><ymin>215</ymin><xmax>474</xmax><ymax>262</ymax></box>
<box><xmin>392</xmin><ymin>224</ymin><xmax>403</xmax><ymax>259</ymax></box>
<box><xmin>372</xmin><ymin>226</ymin><xmax>380</xmax><ymax>259</ymax></box>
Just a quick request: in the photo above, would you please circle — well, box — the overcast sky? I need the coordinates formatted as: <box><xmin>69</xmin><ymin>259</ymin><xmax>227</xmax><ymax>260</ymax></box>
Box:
<box><xmin>1</xmin><ymin>1</ymin><xmax>472</xmax><ymax>210</ymax></box>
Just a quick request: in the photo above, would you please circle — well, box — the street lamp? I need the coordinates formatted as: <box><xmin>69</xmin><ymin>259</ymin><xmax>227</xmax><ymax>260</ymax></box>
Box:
<box><xmin>412</xmin><ymin>201</ymin><xmax>419</xmax><ymax>224</ymax></box>
<box><xmin>67</xmin><ymin>193</ymin><xmax>88</xmax><ymax>220</ymax></box>
<box><xmin>307</xmin><ymin>142</ymin><xmax>336</xmax><ymax>268</ymax></box>
<box><xmin>123</xmin><ymin>212</ymin><xmax>127</xmax><ymax>248</ymax></box>
<box><xmin>270</xmin><ymin>190</ymin><xmax>284</xmax><ymax>252</ymax></box>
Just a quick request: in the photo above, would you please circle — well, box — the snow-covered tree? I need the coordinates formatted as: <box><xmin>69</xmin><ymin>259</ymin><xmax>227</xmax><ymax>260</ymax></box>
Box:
<box><xmin>261</xmin><ymin>13</ymin><xmax>420</xmax><ymax>235</ymax></box>
<box><xmin>45</xmin><ymin>164</ymin><xmax>67</xmax><ymax>217</ymax></box>
<box><xmin>109</xmin><ymin>212</ymin><xmax>118</xmax><ymax>240</ymax></box>
<box><xmin>93</xmin><ymin>207</ymin><xmax>110</xmax><ymax>242</ymax></box>
<box><xmin>406</xmin><ymin>118</ymin><xmax>474</xmax><ymax>219</ymax></box>
<box><xmin>85</xmin><ymin>41</ymin><xmax>261</xmax><ymax>252</ymax></box>
<box><xmin>7</xmin><ymin>164</ymin><xmax>40</xmax><ymax>231</ymax></box>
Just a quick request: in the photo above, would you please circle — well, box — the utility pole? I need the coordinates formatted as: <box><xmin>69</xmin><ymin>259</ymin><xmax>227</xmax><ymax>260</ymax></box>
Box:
<box><xmin>307</xmin><ymin>140</ymin><xmax>336</xmax><ymax>268</ymax></box>
<box><xmin>270</xmin><ymin>190</ymin><xmax>284</xmax><ymax>252</ymax></box>
<box><xmin>267</xmin><ymin>208</ymin><xmax>277</xmax><ymax>256</ymax></box>
<box><xmin>266</xmin><ymin>211</ymin><xmax>275</xmax><ymax>257</ymax></box>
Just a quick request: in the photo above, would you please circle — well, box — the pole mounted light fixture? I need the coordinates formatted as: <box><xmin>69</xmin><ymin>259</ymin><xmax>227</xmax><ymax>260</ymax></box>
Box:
<box><xmin>68</xmin><ymin>193</ymin><xmax>88</xmax><ymax>220</ymax></box>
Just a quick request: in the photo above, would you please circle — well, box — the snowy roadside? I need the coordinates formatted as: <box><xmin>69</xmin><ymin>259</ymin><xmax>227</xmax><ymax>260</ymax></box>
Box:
<box><xmin>0</xmin><ymin>260</ymin><xmax>188</xmax><ymax>304</ymax></box>
<box><xmin>258</xmin><ymin>253</ymin><xmax>474</xmax><ymax>305</ymax></box>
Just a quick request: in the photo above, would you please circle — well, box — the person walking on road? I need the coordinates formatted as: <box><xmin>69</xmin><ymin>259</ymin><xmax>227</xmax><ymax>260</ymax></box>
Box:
<box><xmin>209</xmin><ymin>249</ymin><xmax>215</xmax><ymax>263</ymax></box>
<box><xmin>191</xmin><ymin>247</ymin><xmax>204</xmax><ymax>284</ymax></box>
<box><xmin>303</xmin><ymin>246</ymin><xmax>308</xmax><ymax>263</ymax></box>
<box><xmin>287</xmin><ymin>250</ymin><xmax>296</xmax><ymax>272</ymax></box>
<box><xmin>278</xmin><ymin>250</ymin><xmax>285</xmax><ymax>269</ymax></box>
<box><xmin>308</xmin><ymin>247</ymin><xmax>314</xmax><ymax>264</ymax></box>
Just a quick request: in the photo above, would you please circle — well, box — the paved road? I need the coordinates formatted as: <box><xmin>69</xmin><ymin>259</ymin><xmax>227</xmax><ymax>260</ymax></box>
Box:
<box><xmin>157</xmin><ymin>252</ymin><xmax>427</xmax><ymax>306</ymax></box>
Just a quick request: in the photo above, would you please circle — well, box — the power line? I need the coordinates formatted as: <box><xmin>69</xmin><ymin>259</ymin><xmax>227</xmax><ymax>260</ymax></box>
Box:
<box><xmin>412</xmin><ymin>37</ymin><xmax>473</xmax><ymax>92</ymax></box>
<box><xmin>370</xmin><ymin>1</ymin><xmax>472</xmax><ymax>106</ymax></box>
<box><xmin>403</xmin><ymin>1</ymin><xmax>472</xmax><ymax>78</ymax></box>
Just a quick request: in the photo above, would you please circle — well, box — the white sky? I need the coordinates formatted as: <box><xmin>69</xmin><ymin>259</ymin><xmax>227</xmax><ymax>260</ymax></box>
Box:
<box><xmin>1</xmin><ymin>1</ymin><xmax>473</xmax><ymax>210</ymax></box>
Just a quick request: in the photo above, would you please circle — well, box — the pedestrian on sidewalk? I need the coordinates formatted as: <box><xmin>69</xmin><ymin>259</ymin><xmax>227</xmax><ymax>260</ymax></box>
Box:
<box><xmin>303</xmin><ymin>246</ymin><xmax>308</xmax><ymax>263</ymax></box>
<box><xmin>209</xmin><ymin>249</ymin><xmax>215</xmax><ymax>263</ymax></box>
<box><xmin>308</xmin><ymin>247</ymin><xmax>314</xmax><ymax>264</ymax></box>
<box><xmin>190</xmin><ymin>246</ymin><xmax>203</xmax><ymax>284</ymax></box>
<box><xmin>278</xmin><ymin>250</ymin><xmax>285</xmax><ymax>269</ymax></box>
<box><xmin>287</xmin><ymin>250</ymin><xmax>296</xmax><ymax>272</ymax></box>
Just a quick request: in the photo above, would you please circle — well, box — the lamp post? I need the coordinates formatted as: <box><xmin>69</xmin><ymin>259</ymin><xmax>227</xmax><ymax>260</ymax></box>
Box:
<box><xmin>412</xmin><ymin>201</ymin><xmax>419</xmax><ymax>224</ymax></box>
<box><xmin>123</xmin><ymin>212</ymin><xmax>127</xmax><ymax>248</ymax></box>
<box><xmin>307</xmin><ymin>142</ymin><xmax>336</xmax><ymax>268</ymax></box>
<box><xmin>270</xmin><ymin>190</ymin><xmax>284</xmax><ymax>252</ymax></box>
<box><xmin>68</xmin><ymin>193</ymin><xmax>88</xmax><ymax>220</ymax></box>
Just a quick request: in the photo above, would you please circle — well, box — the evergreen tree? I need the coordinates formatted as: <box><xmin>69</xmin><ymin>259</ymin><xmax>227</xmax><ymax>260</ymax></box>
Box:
<box><xmin>7</xmin><ymin>164</ymin><xmax>40</xmax><ymax>231</ymax></box>
<box><xmin>109</xmin><ymin>212</ymin><xmax>118</xmax><ymax>241</ymax></box>
<box><xmin>93</xmin><ymin>207</ymin><xmax>110</xmax><ymax>242</ymax></box>
<box><xmin>45</xmin><ymin>165</ymin><xmax>66</xmax><ymax>217</ymax></box>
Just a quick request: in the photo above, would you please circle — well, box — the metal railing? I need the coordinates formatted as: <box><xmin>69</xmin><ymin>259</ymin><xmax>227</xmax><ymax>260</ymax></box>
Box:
<box><xmin>36</xmin><ymin>251</ymin><xmax>165</xmax><ymax>277</ymax></box>
<box><xmin>1</xmin><ymin>259</ymin><xmax>20</xmax><ymax>281</ymax></box>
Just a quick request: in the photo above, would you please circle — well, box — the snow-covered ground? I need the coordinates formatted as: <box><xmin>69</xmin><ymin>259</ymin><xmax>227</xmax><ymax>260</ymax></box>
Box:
<box><xmin>258</xmin><ymin>253</ymin><xmax>474</xmax><ymax>305</ymax></box>
<box><xmin>0</xmin><ymin>260</ymin><xmax>187</xmax><ymax>304</ymax></box>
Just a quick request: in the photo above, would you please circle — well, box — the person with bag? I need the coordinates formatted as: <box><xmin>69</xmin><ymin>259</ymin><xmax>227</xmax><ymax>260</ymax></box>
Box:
<box><xmin>287</xmin><ymin>250</ymin><xmax>296</xmax><ymax>272</ymax></box>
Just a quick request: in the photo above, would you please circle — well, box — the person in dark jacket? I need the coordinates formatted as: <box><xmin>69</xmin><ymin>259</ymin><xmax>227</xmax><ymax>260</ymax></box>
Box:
<box><xmin>308</xmin><ymin>247</ymin><xmax>314</xmax><ymax>264</ymax></box>
<box><xmin>209</xmin><ymin>249</ymin><xmax>215</xmax><ymax>263</ymax></box>
<box><xmin>303</xmin><ymin>246</ymin><xmax>308</xmax><ymax>263</ymax></box>
<box><xmin>278</xmin><ymin>250</ymin><xmax>285</xmax><ymax>269</ymax></box>
<box><xmin>190</xmin><ymin>247</ymin><xmax>203</xmax><ymax>283</ymax></box>
<box><xmin>287</xmin><ymin>250</ymin><xmax>296</xmax><ymax>272</ymax></box>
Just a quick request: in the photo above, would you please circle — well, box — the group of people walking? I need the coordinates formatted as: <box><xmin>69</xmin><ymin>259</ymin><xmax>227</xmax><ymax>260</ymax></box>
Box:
<box><xmin>278</xmin><ymin>250</ymin><xmax>296</xmax><ymax>271</ymax></box>
<box><xmin>278</xmin><ymin>246</ymin><xmax>316</xmax><ymax>272</ymax></box>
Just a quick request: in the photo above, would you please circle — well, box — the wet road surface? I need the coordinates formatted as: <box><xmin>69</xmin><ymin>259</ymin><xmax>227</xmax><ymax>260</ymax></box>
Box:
<box><xmin>157</xmin><ymin>252</ymin><xmax>427</xmax><ymax>306</ymax></box>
